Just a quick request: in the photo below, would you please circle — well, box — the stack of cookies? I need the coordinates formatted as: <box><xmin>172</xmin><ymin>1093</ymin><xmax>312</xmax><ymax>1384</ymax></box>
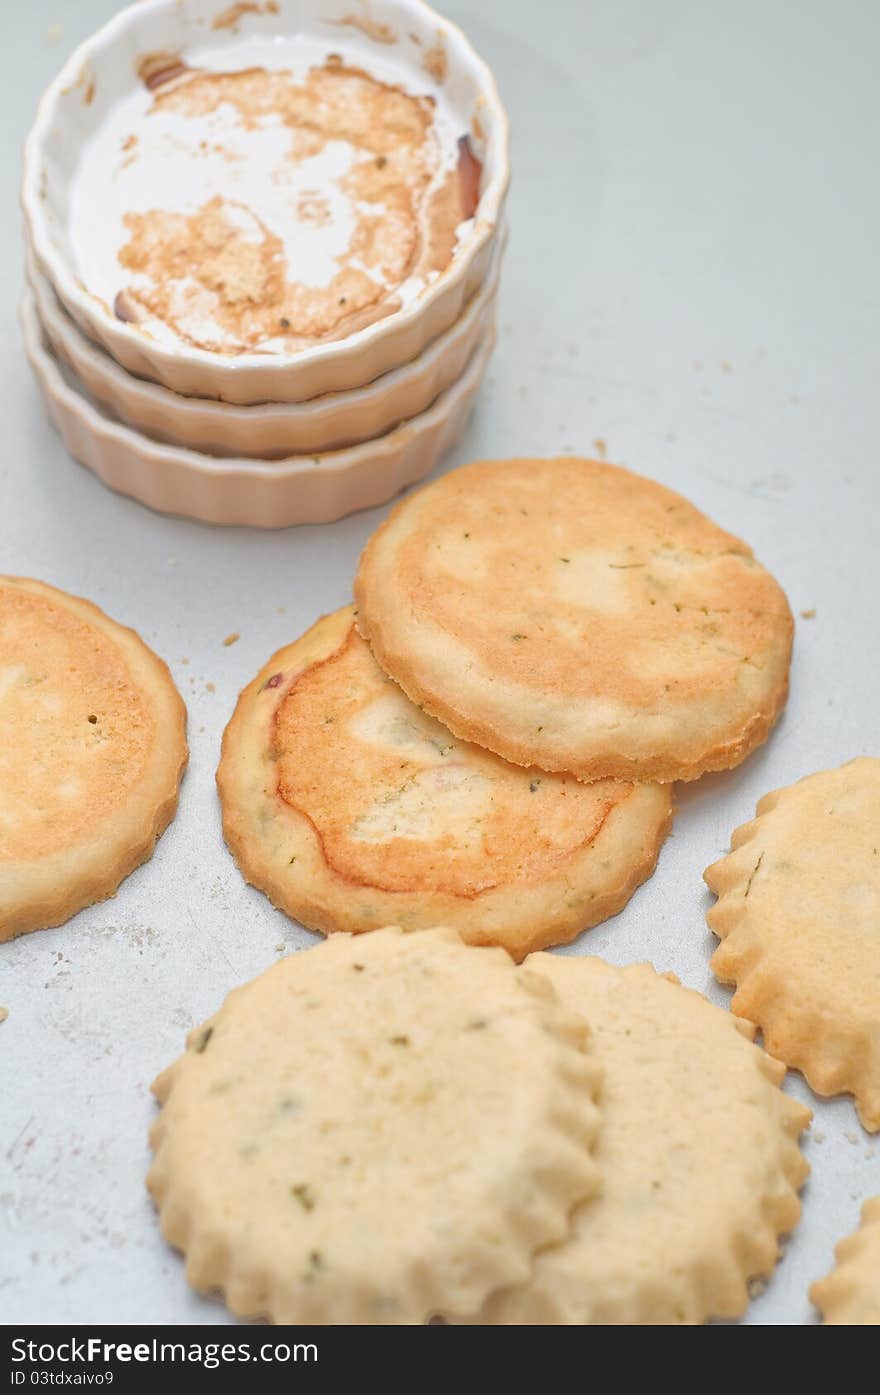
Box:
<box><xmin>218</xmin><ymin>455</ymin><xmax>795</xmax><ymax>960</ymax></box>
<box><xmin>148</xmin><ymin>925</ymin><xmax>810</xmax><ymax>1324</ymax></box>
<box><xmin>20</xmin><ymin>0</ymin><xmax>508</xmax><ymax>527</ymax></box>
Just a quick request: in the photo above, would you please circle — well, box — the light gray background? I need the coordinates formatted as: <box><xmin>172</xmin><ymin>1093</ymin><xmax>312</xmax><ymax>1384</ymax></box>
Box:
<box><xmin>2</xmin><ymin>0</ymin><xmax>878</xmax><ymax>1326</ymax></box>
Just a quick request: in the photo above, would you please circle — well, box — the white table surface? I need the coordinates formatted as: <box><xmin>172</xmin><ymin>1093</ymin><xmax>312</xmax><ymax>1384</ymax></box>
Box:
<box><xmin>2</xmin><ymin>0</ymin><xmax>878</xmax><ymax>1327</ymax></box>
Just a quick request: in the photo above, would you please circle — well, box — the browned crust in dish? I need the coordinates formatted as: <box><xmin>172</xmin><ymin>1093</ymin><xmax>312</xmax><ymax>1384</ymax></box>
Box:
<box><xmin>114</xmin><ymin>61</ymin><xmax>471</xmax><ymax>354</ymax></box>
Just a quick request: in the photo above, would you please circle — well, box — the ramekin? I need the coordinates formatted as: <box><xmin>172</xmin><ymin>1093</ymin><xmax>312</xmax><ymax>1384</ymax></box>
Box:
<box><xmin>21</xmin><ymin>291</ymin><xmax>495</xmax><ymax>528</ymax></box>
<box><xmin>22</xmin><ymin>0</ymin><xmax>509</xmax><ymax>404</ymax></box>
<box><xmin>27</xmin><ymin>233</ymin><xmax>502</xmax><ymax>458</ymax></box>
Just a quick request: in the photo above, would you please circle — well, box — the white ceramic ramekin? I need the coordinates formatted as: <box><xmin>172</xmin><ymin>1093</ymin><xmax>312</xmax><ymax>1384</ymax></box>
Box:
<box><xmin>22</xmin><ymin>0</ymin><xmax>509</xmax><ymax>405</ymax></box>
<box><xmin>21</xmin><ymin>291</ymin><xmax>494</xmax><ymax>528</ymax></box>
<box><xmin>27</xmin><ymin>235</ymin><xmax>502</xmax><ymax>458</ymax></box>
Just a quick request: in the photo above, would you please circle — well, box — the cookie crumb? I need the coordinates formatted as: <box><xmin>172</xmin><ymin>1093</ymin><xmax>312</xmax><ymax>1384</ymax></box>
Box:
<box><xmin>813</xmin><ymin>1128</ymin><xmax>825</xmax><ymax>1144</ymax></box>
<box><xmin>748</xmin><ymin>1277</ymin><xmax>767</xmax><ymax>1298</ymax></box>
<box><xmin>206</xmin><ymin>681</ymin><xmax>216</xmax><ymax>693</ymax></box>
<box><xmin>223</xmin><ymin>632</ymin><xmax>240</xmax><ymax>647</ymax></box>
<box><xmin>845</xmin><ymin>1129</ymin><xmax>859</xmax><ymax>1145</ymax></box>
<box><xmin>274</xmin><ymin>943</ymin><xmax>286</xmax><ymax>953</ymax></box>
<box><xmin>592</xmin><ymin>437</ymin><xmax>607</xmax><ymax>459</ymax></box>
<box><xmin>800</xmin><ymin>608</ymin><xmax>816</xmax><ymax>619</ymax></box>
<box><xmin>45</xmin><ymin>22</ymin><xmax>63</xmax><ymax>44</ymax></box>
<box><xmin>0</xmin><ymin>1006</ymin><xmax>8</xmax><ymax>1023</ymax></box>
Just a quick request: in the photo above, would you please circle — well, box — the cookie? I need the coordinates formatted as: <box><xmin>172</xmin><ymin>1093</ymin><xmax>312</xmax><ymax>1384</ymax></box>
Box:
<box><xmin>217</xmin><ymin>608</ymin><xmax>672</xmax><ymax>960</ymax></box>
<box><xmin>0</xmin><ymin>576</ymin><xmax>187</xmax><ymax>940</ymax></box>
<box><xmin>811</xmin><ymin>1198</ymin><xmax>880</xmax><ymax>1325</ymax></box>
<box><xmin>354</xmin><ymin>457</ymin><xmax>793</xmax><ymax>782</ymax></box>
<box><xmin>705</xmin><ymin>758</ymin><xmax>880</xmax><ymax>1130</ymax></box>
<box><xmin>475</xmin><ymin>957</ymin><xmax>809</xmax><ymax>1324</ymax></box>
<box><xmin>148</xmin><ymin>926</ymin><xmax>603</xmax><ymax>1324</ymax></box>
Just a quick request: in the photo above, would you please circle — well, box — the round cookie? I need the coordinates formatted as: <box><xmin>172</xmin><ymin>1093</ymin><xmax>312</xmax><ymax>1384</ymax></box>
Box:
<box><xmin>475</xmin><ymin>957</ymin><xmax>810</xmax><ymax>1324</ymax></box>
<box><xmin>705</xmin><ymin>758</ymin><xmax>880</xmax><ymax>1131</ymax></box>
<box><xmin>811</xmin><ymin>1197</ymin><xmax>880</xmax><ymax>1325</ymax></box>
<box><xmin>148</xmin><ymin>926</ymin><xmax>603</xmax><ymax>1325</ymax></box>
<box><xmin>216</xmin><ymin>607</ymin><xmax>672</xmax><ymax>959</ymax></box>
<box><xmin>354</xmin><ymin>457</ymin><xmax>793</xmax><ymax>782</ymax></box>
<box><xmin>0</xmin><ymin>576</ymin><xmax>187</xmax><ymax>940</ymax></box>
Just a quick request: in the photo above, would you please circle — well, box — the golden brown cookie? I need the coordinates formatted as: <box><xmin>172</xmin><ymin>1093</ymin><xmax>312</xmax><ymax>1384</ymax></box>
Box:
<box><xmin>216</xmin><ymin>607</ymin><xmax>672</xmax><ymax>959</ymax></box>
<box><xmin>148</xmin><ymin>926</ymin><xmax>603</xmax><ymax>1324</ymax></box>
<box><xmin>474</xmin><ymin>957</ymin><xmax>810</xmax><ymax>1324</ymax></box>
<box><xmin>811</xmin><ymin>1198</ymin><xmax>880</xmax><ymax>1325</ymax></box>
<box><xmin>0</xmin><ymin>576</ymin><xmax>187</xmax><ymax>940</ymax></box>
<box><xmin>706</xmin><ymin>758</ymin><xmax>880</xmax><ymax>1130</ymax></box>
<box><xmin>354</xmin><ymin>457</ymin><xmax>793</xmax><ymax>782</ymax></box>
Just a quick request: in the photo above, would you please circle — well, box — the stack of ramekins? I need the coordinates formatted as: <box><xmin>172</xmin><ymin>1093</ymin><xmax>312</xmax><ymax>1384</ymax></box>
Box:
<box><xmin>20</xmin><ymin>0</ymin><xmax>509</xmax><ymax>527</ymax></box>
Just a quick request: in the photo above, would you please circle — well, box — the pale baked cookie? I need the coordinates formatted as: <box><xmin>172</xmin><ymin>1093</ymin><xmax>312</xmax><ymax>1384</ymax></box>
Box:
<box><xmin>811</xmin><ymin>1198</ymin><xmax>880</xmax><ymax>1325</ymax></box>
<box><xmin>354</xmin><ymin>457</ymin><xmax>793</xmax><ymax>782</ymax></box>
<box><xmin>0</xmin><ymin>576</ymin><xmax>187</xmax><ymax>940</ymax></box>
<box><xmin>475</xmin><ymin>957</ymin><xmax>809</xmax><ymax>1324</ymax></box>
<box><xmin>705</xmin><ymin>758</ymin><xmax>880</xmax><ymax>1130</ymax></box>
<box><xmin>216</xmin><ymin>607</ymin><xmax>672</xmax><ymax>960</ymax></box>
<box><xmin>148</xmin><ymin>926</ymin><xmax>603</xmax><ymax>1324</ymax></box>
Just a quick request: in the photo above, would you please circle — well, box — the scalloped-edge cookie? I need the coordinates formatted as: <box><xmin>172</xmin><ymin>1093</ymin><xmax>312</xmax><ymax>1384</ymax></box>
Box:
<box><xmin>0</xmin><ymin>576</ymin><xmax>187</xmax><ymax>941</ymax></box>
<box><xmin>705</xmin><ymin>758</ymin><xmax>880</xmax><ymax>1131</ymax></box>
<box><xmin>148</xmin><ymin>926</ymin><xmax>603</xmax><ymax>1324</ymax></box>
<box><xmin>354</xmin><ymin>457</ymin><xmax>793</xmax><ymax>783</ymax></box>
<box><xmin>811</xmin><ymin>1198</ymin><xmax>880</xmax><ymax>1324</ymax></box>
<box><xmin>471</xmin><ymin>958</ymin><xmax>809</xmax><ymax>1324</ymax></box>
<box><xmin>216</xmin><ymin>607</ymin><xmax>672</xmax><ymax>961</ymax></box>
